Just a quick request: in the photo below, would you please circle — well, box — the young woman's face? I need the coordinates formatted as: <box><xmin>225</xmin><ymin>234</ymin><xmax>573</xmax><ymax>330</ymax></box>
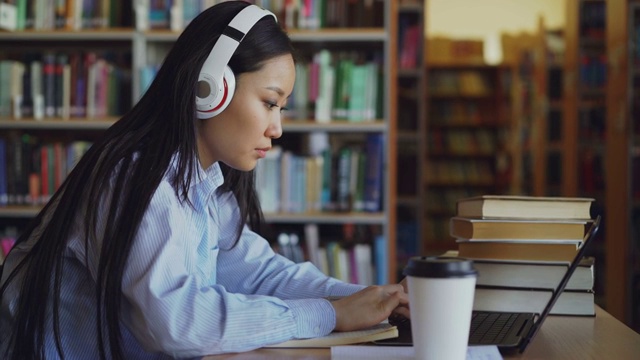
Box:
<box><xmin>196</xmin><ymin>54</ymin><xmax>295</xmax><ymax>171</ymax></box>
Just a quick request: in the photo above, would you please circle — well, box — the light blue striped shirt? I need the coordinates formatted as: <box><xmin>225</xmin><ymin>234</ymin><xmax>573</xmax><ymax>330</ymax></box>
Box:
<box><xmin>0</xmin><ymin>160</ymin><xmax>364</xmax><ymax>359</ymax></box>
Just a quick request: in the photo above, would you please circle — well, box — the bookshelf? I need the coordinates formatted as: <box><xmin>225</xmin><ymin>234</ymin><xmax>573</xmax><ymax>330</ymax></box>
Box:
<box><xmin>423</xmin><ymin>63</ymin><xmax>513</xmax><ymax>252</ymax></box>
<box><xmin>0</xmin><ymin>1</ymin><xmax>399</xmax><ymax>283</ymax></box>
<box><xmin>605</xmin><ymin>0</ymin><xmax>640</xmax><ymax>332</ymax></box>
<box><xmin>509</xmin><ymin>18</ymin><xmax>567</xmax><ymax>198</ymax></box>
<box><xmin>506</xmin><ymin>27</ymin><xmax>540</xmax><ymax>197</ymax></box>
<box><xmin>564</xmin><ymin>0</ymin><xmax>606</xmax><ymax>201</ymax></box>
<box><xmin>626</xmin><ymin>1</ymin><xmax>640</xmax><ymax>333</ymax></box>
<box><xmin>540</xmin><ymin>26</ymin><xmax>567</xmax><ymax>197</ymax></box>
<box><xmin>395</xmin><ymin>0</ymin><xmax>426</xmax><ymax>275</ymax></box>
<box><xmin>564</xmin><ymin>0</ymin><xmax>608</xmax><ymax>315</ymax></box>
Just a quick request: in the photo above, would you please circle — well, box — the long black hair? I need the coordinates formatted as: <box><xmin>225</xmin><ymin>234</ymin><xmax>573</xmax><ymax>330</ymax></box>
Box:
<box><xmin>0</xmin><ymin>2</ymin><xmax>294</xmax><ymax>359</ymax></box>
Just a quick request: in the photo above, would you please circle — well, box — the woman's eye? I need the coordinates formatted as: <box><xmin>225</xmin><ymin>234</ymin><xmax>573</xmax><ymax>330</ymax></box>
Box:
<box><xmin>265</xmin><ymin>101</ymin><xmax>278</xmax><ymax>110</ymax></box>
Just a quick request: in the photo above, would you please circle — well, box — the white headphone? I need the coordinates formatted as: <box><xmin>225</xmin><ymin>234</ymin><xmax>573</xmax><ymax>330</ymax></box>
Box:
<box><xmin>196</xmin><ymin>5</ymin><xmax>277</xmax><ymax>119</ymax></box>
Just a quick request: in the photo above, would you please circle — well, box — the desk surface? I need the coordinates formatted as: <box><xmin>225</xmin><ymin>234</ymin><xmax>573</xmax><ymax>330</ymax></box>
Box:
<box><xmin>204</xmin><ymin>306</ymin><xmax>640</xmax><ymax>359</ymax></box>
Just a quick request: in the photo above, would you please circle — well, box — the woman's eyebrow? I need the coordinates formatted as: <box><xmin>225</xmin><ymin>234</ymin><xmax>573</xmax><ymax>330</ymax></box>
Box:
<box><xmin>265</xmin><ymin>86</ymin><xmax>285</xmax><ymax>96</ymax></box>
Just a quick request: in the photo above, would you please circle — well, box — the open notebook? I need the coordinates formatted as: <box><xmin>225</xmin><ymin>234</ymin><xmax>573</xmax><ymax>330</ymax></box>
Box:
<box><xmin>266</xmin><ymin>323</ymin><xmax>398</xmax><ymax>348</ymax></box>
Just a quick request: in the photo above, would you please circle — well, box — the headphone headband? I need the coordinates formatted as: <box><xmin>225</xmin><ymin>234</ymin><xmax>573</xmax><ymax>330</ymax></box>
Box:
<box><xmin>196</xmin><ymin>5</ymin><xmax>277</xmax><ymax>119</ymax></box>
<box><xmin>201</xmin><ymin>5</ymin><xmax>277</xmax><ymax>99</ymax></box>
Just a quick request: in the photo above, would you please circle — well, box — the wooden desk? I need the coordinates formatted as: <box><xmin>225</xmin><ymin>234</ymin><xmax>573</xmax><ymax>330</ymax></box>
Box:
<box><xmin>204</xmin><ymin>307</ymin><xmax>640</xmax><ymax>359</ymax></box>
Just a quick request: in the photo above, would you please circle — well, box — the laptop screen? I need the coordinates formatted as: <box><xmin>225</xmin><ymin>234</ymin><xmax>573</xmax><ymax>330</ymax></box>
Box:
<box><xmin>518</xmin><ymin>215</ymin><xmax>601</xmax><ymax>352</ymax></box>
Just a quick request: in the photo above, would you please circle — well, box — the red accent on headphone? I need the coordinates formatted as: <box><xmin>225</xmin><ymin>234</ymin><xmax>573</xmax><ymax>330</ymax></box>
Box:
<box><xmin>202</xmin><ymin>78</ymin><xmax>229</xmax><ymax>113</ymax></box>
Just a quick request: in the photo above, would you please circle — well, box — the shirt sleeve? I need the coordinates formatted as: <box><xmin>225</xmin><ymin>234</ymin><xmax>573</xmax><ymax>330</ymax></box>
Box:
<box><xmin>118</xmin><ymin>182</ymin><xmax>355</xmax><ymax>358</ymax></box>
<box><xmin>215</xmin><ymin>191</ymin><xmax>364</xmax><ymax>298</ymax></box>
<box><xmin>214</xmin><ymin>191</ymin><xmax>365</xmax><ymax>342</ymax></box>
<box><xmin>216</xmin><ymin>225</ymin><xmax>365</xmax><ymax>341</ymax></box>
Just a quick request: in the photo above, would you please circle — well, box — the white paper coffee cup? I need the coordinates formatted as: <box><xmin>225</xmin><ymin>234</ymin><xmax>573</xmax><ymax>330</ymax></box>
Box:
<box><xmin>404</xmin><ymin>256</ymin><xmax>478</xmax><ymax>360</ymax></box>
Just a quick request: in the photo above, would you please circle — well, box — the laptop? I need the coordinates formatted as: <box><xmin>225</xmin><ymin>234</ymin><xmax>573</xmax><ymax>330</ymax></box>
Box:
<box><xmin>375</xmin><ymin>215</ymin><xmax>601</xmax><ymax>353</ymax></box>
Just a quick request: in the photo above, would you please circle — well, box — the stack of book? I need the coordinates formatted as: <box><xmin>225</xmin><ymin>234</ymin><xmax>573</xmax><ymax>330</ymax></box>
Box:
<box><xmin>449</xmin><ymin>195</ymin><xmax>597</xmax><ymax>316</ymax></box>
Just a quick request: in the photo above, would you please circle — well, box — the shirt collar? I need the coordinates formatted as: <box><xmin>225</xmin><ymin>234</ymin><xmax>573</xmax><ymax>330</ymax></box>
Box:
<box><xmin>169</xmin><ymin>153</ymin><xmax>225</xmax><ymax>191</ymax></box>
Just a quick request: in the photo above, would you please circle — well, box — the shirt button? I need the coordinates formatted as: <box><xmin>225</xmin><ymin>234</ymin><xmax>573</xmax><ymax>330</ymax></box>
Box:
<box><xmin>314</xmin><ymin>326</ymin><xmax>320</xmax><ymax>334</ymax></box>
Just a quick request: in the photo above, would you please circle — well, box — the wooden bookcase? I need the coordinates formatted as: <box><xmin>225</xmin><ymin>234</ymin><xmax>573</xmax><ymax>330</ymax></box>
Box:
<box><xmin>395</xmin><ymin>0</ymin><xmax>427</xmax><ymax>275</ymax></box>
<box><xmin>564</xmin><ymin>0</ymin><xmax>607</xmax><ymax>204</ymax></box>
<box><xmin>564</xmin><ymin>0</ymin><xmax>610</xmax><ymax>316</ymax></box>
<box><xmin>0</xmin><ymin>1</ymin><xmax>399</xmax><ymax>283</ymax></box>
<box><xmin>605</xmin><ymin>0</ymin><xmax>640</xmax><ymax>332</ymax></box>
<box><xmin>423</xmin><ymin>63</ymin><xmax>514</xmax><ymax>252</ymax></box>
<box><xmin>561</xmin><ymin>0</ymin><xmax>639</xmax><ymax>330</ymax></box>
<box><xmin>508</xmin><ymin>17</ymin><xmax>568</xmax><ymax>199</ymax></box>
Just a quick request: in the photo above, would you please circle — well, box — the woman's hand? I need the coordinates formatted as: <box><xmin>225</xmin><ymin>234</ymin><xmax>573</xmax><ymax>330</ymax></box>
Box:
<box><xmin>330</xmin><ymin>284</ymin><xmax>409</xmax><ymax>332</ymax></box>
<box><xmin>389</xmin><ymin>277</ymin><xmax>411</xmax><ymax>322</ymax></box>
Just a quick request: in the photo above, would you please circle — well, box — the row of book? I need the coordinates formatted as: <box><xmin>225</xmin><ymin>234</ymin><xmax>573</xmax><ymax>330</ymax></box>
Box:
<box><xmin>578</xmin><ymin>150</ymin><xmax>605</xmax><ymax>195</ymax></box>
<box><xmin>424</xmin><ymin>217</ymin><xmax>452</xmax><ymax>243</ymax></box>
<box><xmin>428</xmin><ymin>129</ymin><xmax>503</xmax><ymax>155</ymax></box>
<box><xmin>424</xmin><ymin>188</ymin><xmax>476</xmax><ymax>215</ymax></box>
<box><xmin>0</xmin><ymin>53</ymin><xmax>131</xmax><ymax>120</ymax></box>
<box><xmin>449</xmin><ymin>195</ymin><xmax>596</xmax><ymax>316</ymax></box>
<box><xmin>425</xmin><ymin>160</ymin><xmax>495</xmax><ymax>186</ymax></box>
<box><xmin>3</xmin><ymin>0</ymin><xmax>387</xmax><ymax>32</ymax></box>
<box><xmin>578</xmin><ymin>106</ymin><xmax>606</xmax><ymax>141</ymax></box>
<box><xmin>272</xmin><ymin>224</ymin><xmax>387</xmax><ymax>286</ymax></box>
<box><xmin>135</xmin><ymin>0</ymin><xmax>385</xmax><ymax>32</ymax></box>
<box><xmin>3</xmin><ymin>0</ymin><xmax>133</xmax><ymax>31</ymax></box>
<box><xmin>0</xmin><ymin>135</ymin><xmax>92</xmax><ymax>206</ymax></box>
<box><xmin>428</xmin><ymin>71</ymin><xmax>494</xmax><ymax>97</ymax></box>
<box><xmin>291</xmin><ymin>51</ymin><xmax>382</xmax><ymax>123</ymax></box>
<box><xmin>255</xmin><ymin>133</ymin><xmax>384</xmax><ymax>214</ymax></box>
<box><xmin>579</xmin><ymin>1</ymin><xmax>605</xmax><ymax>39</ymax></box>
<box><xmin>578</xmin><ymin>55</ymin><xmax>607</xmax><ymax>88</ymax></box>
<box><xmin>398</xmin><ymin>20</ymin><xmax>421</xmax><ymax>70</ymax></box>
<box><xmin>429</xmin><ymin>102</ymin><xmax>501</xmax><ymax>126</ymax></box>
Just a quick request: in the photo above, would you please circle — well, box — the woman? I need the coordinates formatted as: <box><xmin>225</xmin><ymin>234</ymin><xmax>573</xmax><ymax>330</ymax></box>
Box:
<box><xmin>0</xmin><ymin>2</ymin><xmax>408</xmax><ymax>359</ymax></box>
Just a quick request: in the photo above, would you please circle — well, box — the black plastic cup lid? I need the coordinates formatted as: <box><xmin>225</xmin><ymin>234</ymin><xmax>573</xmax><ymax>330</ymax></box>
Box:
<box><xmin>403</xmin><ymin>256</ymin><xmax>478</xmax><ymax>278</ymax></box>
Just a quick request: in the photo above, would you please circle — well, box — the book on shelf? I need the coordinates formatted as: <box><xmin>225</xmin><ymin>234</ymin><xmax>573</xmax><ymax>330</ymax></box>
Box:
<box><xmin>0</xmin><ymin>2</ymin><xmax>17</xmax><ymax>31</ymax></box>
<box><xmin>450</xmin><ymin>217</ymin><xmax>589</xmax><ymax>241</ymax></box>
<box><xmin>6</xmin><ymin>0</ymin><xmax>132</xmax><ymax>30</ymax></box>
<box><xmin>254</xmin><ymin>134</ymin><xmax>383</xmax><ymax>215</ymax></box>
<box><xmin>473</xmin><ymin>286</ymin><xmax>595</xmax><ymax>316</ymax></box>
<box><xmin>363</xmin><ymin>133</ymin><xmax>383</xmax><ymax>212</ymax></box>
<box><xmin>0</xmin><ymin>138</ymin><xmax>6</xmax><ymax>205</ymax></box>
<box><xmin>0</xmin><ymin>134</ymin><xmax>92</xmax><ymax>206</ymax></box>
<box><xmin>456</xmin><ymin>195</ymin><xmax>594</xmax><ymax>220</ymax></box>
<box><xmin>286</xmin><ymin>50</ymin><xmax>382</xmax><ymax>122</ymax></box>
<box><xmin>266</xmin><ymin>323</ymin><xmax>398</xmax><ymax>348</ymax></box>
<box><xmin>320</xmin><ymin>241</ymin><xmax>374</xmax><ymax>286</ymax></box>
<box><xmin>2</xmin><ymin>52</ymin><xmax>131</xmax><ymax>121</ymax></box>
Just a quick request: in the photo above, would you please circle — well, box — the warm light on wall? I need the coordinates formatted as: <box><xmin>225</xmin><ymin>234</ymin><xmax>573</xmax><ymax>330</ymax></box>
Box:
<box><xmin>483</xmin><ymin>33</ymin><xmax>503</xmax><ymax>65</ymax></box>
<box><xmin>426</xmin><ymin>0</ymin><xmax>565</xmax><ymax>40</ymax></box>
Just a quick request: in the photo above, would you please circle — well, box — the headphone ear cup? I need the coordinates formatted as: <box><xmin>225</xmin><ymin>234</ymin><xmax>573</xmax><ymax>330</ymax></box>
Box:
<box><xmin>210</xmin><ymin>66</ymin><xmax>236</xmax><ymax>117</ymax></box>
<box><xmin>196</xmin><ymin>66</ymin><xmax>236</xmax><ymax>119</ymax></box>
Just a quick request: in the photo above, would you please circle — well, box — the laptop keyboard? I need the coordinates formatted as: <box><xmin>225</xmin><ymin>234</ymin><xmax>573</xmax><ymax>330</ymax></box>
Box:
<box><xmin>469</xmin><ymin>312</ymin><xmax>519</xmax><ymax>344</ymax></box>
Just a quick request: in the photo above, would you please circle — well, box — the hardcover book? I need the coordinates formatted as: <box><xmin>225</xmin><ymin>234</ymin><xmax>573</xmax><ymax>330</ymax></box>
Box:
<box><xmin>474</xmin><ymin>287</ymin><xmax>595</xmax><ymax>316</ymax></box>
<box><xmin>456</xmin><ymin>195</ymin><xmax>594</xmax><ymax>220</ymax></box>
<box><xmin>450</xmin><ymin>217</ymin><xmax>589</xmax><ymax>241</ymax></box>
<box><xmin>457</xmin><ymin>241</ymin><xmax>580</xmax><ymax>262</ymax></box>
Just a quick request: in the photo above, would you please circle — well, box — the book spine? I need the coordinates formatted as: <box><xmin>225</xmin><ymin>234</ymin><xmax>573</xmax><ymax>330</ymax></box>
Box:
<box><xmin>374</xmin><ymin>234</ymin><xmax>387</xmax><ymax>285</ymax></box>
<box><xmin>0</xmin><ymin>138</ymin><xmax>7</xmax><ymax>206</ymax></box>
<box><xmin>364</xmin><ymin>133</ymin><xmax>383</xmax><ymax>212</ymax></box>
<box><xmin>42</xmin><ymin>53</ymin><xmax>56</xmax><ymax>118</ymax></box>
